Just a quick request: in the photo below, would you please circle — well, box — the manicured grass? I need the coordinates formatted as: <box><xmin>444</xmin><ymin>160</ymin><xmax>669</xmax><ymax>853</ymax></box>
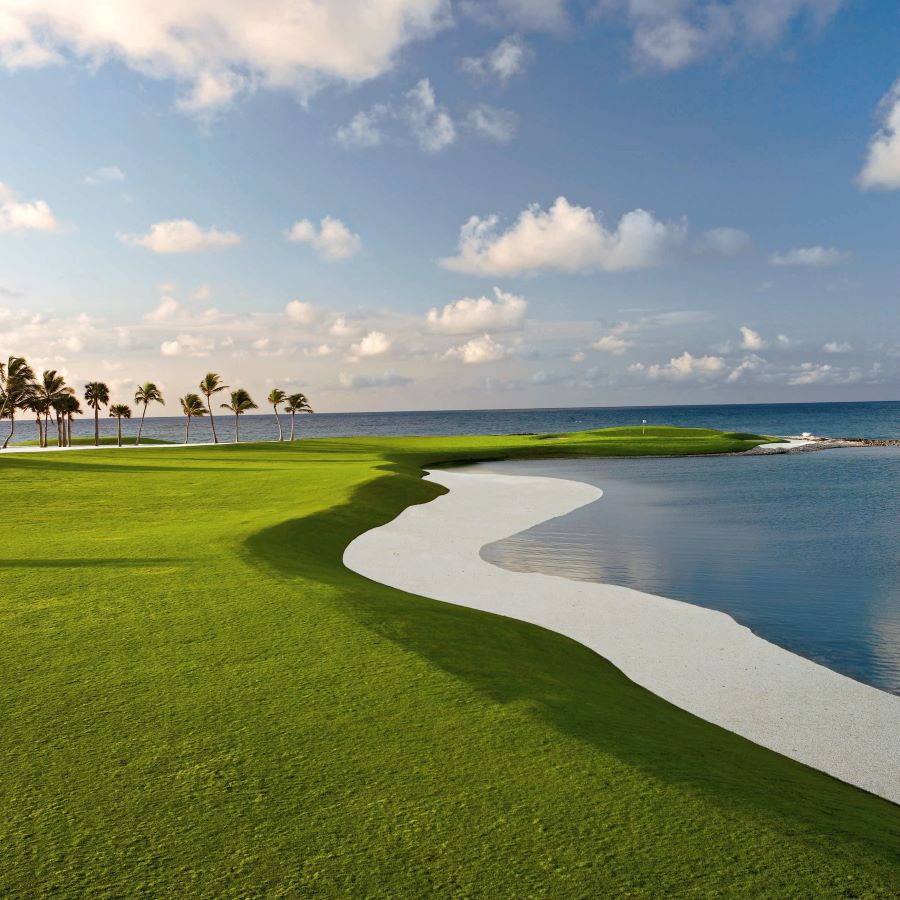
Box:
<box><xmin>13</xmin><ymin>435</ymin><xmax>173</xmax><ymax>446</ymax></box>
<box><xmin>2</xmin><ymin>427</ymin><xmax>897</xmax><ymax>896</ymax></box>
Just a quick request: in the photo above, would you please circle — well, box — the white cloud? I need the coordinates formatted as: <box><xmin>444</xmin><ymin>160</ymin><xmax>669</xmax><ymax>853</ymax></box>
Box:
<box><xmin>460</xmin><ymin>0</ymin><xmax>569</xmax><ymax>32</ymax></box>
<box><xmin>592</xmin><ymin>334</ymin><xmax>632</xmax><ymax>355</ymax></box>
<box><xmin>160</xmin><ymin>333</ymin><xmax>215</xmax><ymax>357</ymax></box>
<box><xmin>145</xmin><ymin>296</ymin><xmax>181</xmax><ymax>322</ymax></box>
<box><xmin>727</xmin><ymin>353</ymin><xmax>768</xmax><ymax>383</ymax></box>
<box><xmin>349</xmin><ymin>330</ymin><xmax>392</xmax><ymax>360</ymax></box>
<box><xmin>403</xmin><ymin>78</ymin><xmax>456</xmax><ymax>152</ymax></box>
<box><xmin>441</xmin><ymin>196</ymin><xmax>687</xmax><ymax>276</ymax></box>
<box><xmin>785</xmin><ymin>362</ymin><xmax>866</xmax><ymax>386</ymax></box>
<box><xmin>739</xmin><ymin>325</ymin><xmax>765</xmax><ymax>350</ymax></box>
<box><xmin>629</xmin><ymin>351</ymin><xmax>726</xmax><ymax>381</ymax></box>
<box><xmin>121</xmin><ymin>219</ymin><xmax>240</xmax><ymax>253</ymax></box>
<box><xmin>284</xmin><ymin>300</ymin><xmax>319</xmax><ymax>325</ymax></box>
<box><xmin>693</xmin><ymin>227</ymin><xmax>753</xmax><ymax>256</ymax></box>
<box><xmin>329</xmin><ymin>316</ymin><xmax>357</xmax><ymax>338</ymax></box>
<box><xmin>337</xmin><ymin>371</ymin><xmax>412</xmax><ymax>389</ymax></box>
<box><xmin>192</xmin><ymin>283</ymin><xmax>211</xmax><ymax>302</ymax></box>
<box><xmin>286</xmin><ymin>216</ymin><xmax>362</xmax><ymax>261</ymax></box>
<box><xmin>0</xmin><ymin>2</ymin><xmax>449</xmax><ymax>112</ymax></box>
<box><xmin>461</xmin><ymin>35</ymin><xmax>532</xmax><ymax>83</ymax></box>
<box><xmin>0</xmin><ymin>182</ymin><xmax>60</xmax><ymax>233</ymax></box>
<box><xmin>597</xmin><ymin>1</ymin><xmax>846</xmax><ymax>73</ymax></box>
<box><xmin>857</xmin><ymin>80</ymin><xmax>900</xmax><ymax>191</ymax></box>
<box><xmin>776</xmin><ymin>334</ymin><xmax>792</xmax><ymax>347</ymax></box>
<box><xmin>445</xmin><ymin>333</ymin><xmax>508</xmax><ymax>364</ymax></box>
<box><xmin>824</xmin><ymin>340</ymin><xmax>852</xmax><ymax>353</ymax></box>
<box><xmin>82</xmin><ymin>165</ymin><xmax>125</xmax><ymax>186</ymax></box>
<box><xmin>336</xmin><ymin>106</ymin><xmax>389</xmax><ymax>148</ymax></box>
<box><xmin>304</xmin><ymin>343</ymin><xmax>333</xmax><ymax>357</ymax></box>
<box><xmin>770</xmin><ymin>245</ymin><xmax>850</xmax><ymax>267</ymax></box>
<box><xmin>427</xmin><ymin>287</ymin><xmax>526</xmax><ymax>334</ymax></box>
<box><xmin>466</xmin><ymin>104</ymin><xmax>518</xmax><ymax>143</ymax></box>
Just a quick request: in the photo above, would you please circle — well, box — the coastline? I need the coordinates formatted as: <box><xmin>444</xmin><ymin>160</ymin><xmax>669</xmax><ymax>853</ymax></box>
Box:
<box><xmin>344</xmin><ymin>466</ymin><xmax>900</xmax><ymax>805</ymax></box>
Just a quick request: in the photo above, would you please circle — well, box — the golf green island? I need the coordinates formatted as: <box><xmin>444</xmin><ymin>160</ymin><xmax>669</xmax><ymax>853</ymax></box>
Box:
<box><xmin>3</xmin><ymin>427</ymin><xmax>899</xmax><ymax>896</ymax></box>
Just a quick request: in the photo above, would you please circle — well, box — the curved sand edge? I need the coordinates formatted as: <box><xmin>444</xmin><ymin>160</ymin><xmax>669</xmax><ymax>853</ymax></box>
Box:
<box><xmin>344</xmin><ymin>467</ymin><xmax>900</xmax><ymax>805</ymax></box>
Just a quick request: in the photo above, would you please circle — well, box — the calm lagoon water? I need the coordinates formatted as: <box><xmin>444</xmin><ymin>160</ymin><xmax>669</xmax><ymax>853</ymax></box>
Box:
<box><xmin>6</xmin><ymin>399</ymin><xmax>900</xmax><ymax>445</ymax></box>
<box><xmin>480</xmin><ymin>448</ymin><xmax>900</xmax><ymax>696</ymax></box>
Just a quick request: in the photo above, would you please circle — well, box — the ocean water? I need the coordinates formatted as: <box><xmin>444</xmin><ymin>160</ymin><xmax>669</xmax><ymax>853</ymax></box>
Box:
<box><xmin>479</xmin><ymin>447</ymin><xmax>900</xmax><ymax>695</ymax></box>
<box><xmin>5</xmin><ymin>399</ymin><xmax>900</xmax><ymax>445</ymax></box>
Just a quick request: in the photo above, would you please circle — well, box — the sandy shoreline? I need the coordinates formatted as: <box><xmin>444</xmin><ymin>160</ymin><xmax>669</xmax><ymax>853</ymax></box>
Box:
<box><xmin>345</xmin><ymin>467</ymin><xmax>900</xmax><ymax>804</ymax></box>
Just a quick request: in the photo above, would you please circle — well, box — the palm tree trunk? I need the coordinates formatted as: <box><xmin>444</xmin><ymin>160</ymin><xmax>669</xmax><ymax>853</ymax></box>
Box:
<box><xmin>94</xmin><ymin>407</ymin><xmax>99</xmax><ymax>445</ymax></box>
<box><xmin>273</xmin><ymin>405</ymin><xmax>283</xmax><ymax>441</ymax></box>
<box><xmin>2</xmin><ymin>409</ymin><xmax>15</xmax><ymax>449</ymax></box>
<box><xmin>35</xmin><ymin>414</ymin><xmax>42</xmax><ymax>447</ymax></box>
<box><xmin>290</xmin><ymin>411</ymin><xmax>296</xmax><ymax>441</ymax></box>
<box><xmin>185</xmin><ymin>415</ymin><xmax>190</xmax><ymax>444</ymax></box>
<box><xmin>136</xmin><ymin>402</ymin><xmax>147</xmax><ymax>446</ymax></box>
<box><xmin>206</xmin><ymin>396</ymin><xmax>219</xmax><ymax>443</ymax></box>
<box><xmin>235</xmin><ymin>413</ymin><xmax>240</xmax><ymax>443</ymax></box>
<box><xmin>43</xmin><ymin>411</ymin><xmax>50</xmax><ymax>447</ymax></box>
<box><xmin>56</xmin><ymin>411</ymin><xmax>63</xmax><ymax>447</ymax></box>
<box><xmin>117</xmin><ymin>418</ymin><xmax>122</xmax><ymax>447</ymax></box>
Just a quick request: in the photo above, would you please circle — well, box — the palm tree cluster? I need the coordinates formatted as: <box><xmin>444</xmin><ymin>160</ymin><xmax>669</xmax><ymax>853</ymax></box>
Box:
<box><xmin>1</xmin><ymin>357</ymin><xmax>313</xmax><ymax>449</ymax></box>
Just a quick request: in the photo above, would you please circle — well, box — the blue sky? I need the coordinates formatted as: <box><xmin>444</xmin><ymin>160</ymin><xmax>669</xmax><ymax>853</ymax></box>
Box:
<box><xmin>1</xmin><ymin>0</ymin><xmax>899</xmax><ymax>412</ymax></box>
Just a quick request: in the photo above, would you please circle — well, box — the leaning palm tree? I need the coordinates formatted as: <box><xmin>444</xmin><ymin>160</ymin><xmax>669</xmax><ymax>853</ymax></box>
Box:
<box><xmin>0</xmin><ymin>356</ymin><xmax>36</xmax><ymax>449</ymax></box>
<box><xmin>267</xmin><ymin>388</ymin><xmax>287</xmax><ymax>441</ymax></box>
<box><xmin>133</xmin><ymin>382</ymin><xmax>164</xmax><ymax>446</ymax></box>
<box><xmin>84</xmin><ymin>381</ymin><xmax>110</xmax><ymax>446</ymax></box>
<box><xmin>284</xmin><ymin>392</ymin><xmax>314</xmax><ymax>441</ymax></box>
<box><xmin>199</xmin><ymin>372</ymin><xmax>228</xmax><ymax>444</ymax></box>
<box><xmin>179</xmin><ymin>393</ymin><xmax>206</xmax><ymax>444</ymax></box>
<box><xmin>220</xmin><ymin>389</ymin><xmax>257</xmax><ymax>443</ymax></box>
<box><xmin>109</xmin><ymin>404</ymin><xmax>132</xmax><ymax>447</ymax></box>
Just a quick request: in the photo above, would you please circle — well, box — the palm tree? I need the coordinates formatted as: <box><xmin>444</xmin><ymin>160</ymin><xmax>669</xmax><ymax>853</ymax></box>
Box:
<box><xmin>25</xmin><ymin>391</ymin><xmax>47</xmax><ymax>448</ymax></box>
<box><xmin>284</xmin><ymin>392</ymin><xmax>313</xmax><ymax>441</ymax></box>
<box><xmin>58</xmin><ymin>395</ymin><xmax>82</xmax><ymax>447</ymax></box>
<box><xmin>84</xmin><ymin>382</ymin><xmax>110</xmax><ymax>446</ymax></box>
<box><xmin>267</xmin><ymin>388</ymin><xmax>287</xmax><ymax>441</ymax></box>
<box><xmin>109</xmin><ymin>404</ymin><xmax>132</xmax><ymax>447</ymax></box>
<box><xmin>220</xmin><ymin>389</ymin><xmax>257</xmax><ymax>443</ymax></box>
<box><xmin>0</xmin><ymin>356</ymin><xmax>36</xmax><ymax>449</ymax></box>
<box><xmin>179</xmin><ymin>393</ymin><xmax>206</xmax><ymax>444</ymax></box>
<box><xmin>199</xmin><ymin>372</ymin><xmax>228</xmax><ymax>444</ymax></box>
<box><xmin>133</xmin><ymin>382</ymin><xmax>164</xmax><ymax>446</ymax></box>
<box><xmin>33</xmin><ymin>371</ymin><xmax>72</xmax><ymax>447</ymax></box>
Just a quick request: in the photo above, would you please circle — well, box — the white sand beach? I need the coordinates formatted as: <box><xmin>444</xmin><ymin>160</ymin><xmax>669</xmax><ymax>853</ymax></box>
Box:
<box><xmin>345</xmin><ymin>467</ymin><xmax>900</xmax><ymax>805</ymax></box>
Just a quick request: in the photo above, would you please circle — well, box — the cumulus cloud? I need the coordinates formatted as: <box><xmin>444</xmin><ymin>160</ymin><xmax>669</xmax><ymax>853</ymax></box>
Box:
<box><xmin>0</xmin><ymin>182</ymin><xmax>60</xmax><ymax>233</ymax></box>
<box><xmin>0</xmin><ymin>2</ymin><xmax>449</xmax><ymax>112</ymax></box>
<box><xmin>441</xmin><ymin>196</ymin><xmax>687</xmax><ymax>276</ymax></box>
<box><xmin>427</xmin><ymin>287</ymin><xmax>526</xmax><ymax>334</ymax></box>
<box><xmin>337</xmin><ymin>371</ymin><xmax>412</xmax><ymax>389</ymax></box>
<box><xmin>787</xmin><ymin>362</ymin><xmax>863</xmax><ymax>385</ymax></box>
<box><xmin>461</xmin><ymin>35</ymin><xmax>532</xmax><ymax>83</ymax></box>
<box><xmin>592</xmin><ymin>334</ymin><xmax>632</xmax><ymax>355</ymax></box>
<box><xmin>739</xmin><ymin>325</ymin><xmax>764</xmax><ymax>350</ymax></box>
<box><xmin>857</xmin><ymin>80</ymin><xmax>900</xmax><ymax>191</ymax></box>
<box><xmin>403</xmin><ymin>78</ymin><xmax>456</xmax><ymax>152</ymax></box>
<box><xmin>349</xmin><ymin>330</ymin><xmax>392</xmax><ymax>360</ymax></box>
<box><xmin>121</xmin><ymin>219</ymin><xmax>240</xmax><ymax>253</ymax></box>
<box><xmin>160</xmin><ymin>333</ymin><xmax>215</xmax><ymax>357</ymax></box>
<box><xmin>445</xmin><ymin>333</ymin><xmax>508</xmax><ymax>364</ymax></box>
<box><xmin>466</xmin><ymin>105</ymin><xmax>518</xmax><ymax>143</ymax></box>
<box><xmin>82</xmin><ymin>165</ymin><xmax>125</xmax><ymax>186</ymax></box>
<box><xmin>284</xmin><ymin>300</ymin><xmax>320</xmax><ymax>325</ymax></box>
<box><xmin>629</xmin><ymin>351</ymin><xmax>726</xmax><ymax>381</ymax></box>
<box><xmin>286</xmin><ymin>216</ymin><xmax>362</xmax><ymax>261</ymax></box>
<box><xmin>727</xmin><ymin>353</ymin><xmax>768</xmax><ymax>383</ymax></box>
<box><xmin>596</xmin><ymin>0</ymin><xmax>846</xmax><ymax>73</ymax></box>
<box><xmin>824</xmin><ymin>340</ymin><xmax>852</xmax><ymax>353</ymax></box>
<box><xmin>770</xmin><ymin>245</ymin><xmax>850</xmax><ymax>267</ymax></box>
<box><xmin>304</xmin><ymin>343</ymin><xmax>333</xmax><ymax>357</ymax></box>
<box><xmin>336</xmin><ymin>106</ymin><xmax>389</xmax><ymax>148</ymax></box>
<box><xmin>145</xmin><ymin>296</ymin><xmax>181</xmax><ymax>322</ymax></box>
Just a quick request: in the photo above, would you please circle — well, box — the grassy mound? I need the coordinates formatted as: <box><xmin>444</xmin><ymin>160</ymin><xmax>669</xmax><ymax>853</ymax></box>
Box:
<box><xmin>2</xmin><ymin>428</ymin><xmax>897</xmax><ymax>896</ymax></box>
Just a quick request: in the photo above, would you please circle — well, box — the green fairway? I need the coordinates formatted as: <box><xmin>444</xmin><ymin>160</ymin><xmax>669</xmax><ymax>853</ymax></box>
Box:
<box><xmin>13</xmin><ymin>435</ymin><xmax>173</xmax><ymax>447</ymax></box>
<box><xmin>2</xmin><ymin>427</ymin><xmax>898</xmax><ymax>897</ymax></box>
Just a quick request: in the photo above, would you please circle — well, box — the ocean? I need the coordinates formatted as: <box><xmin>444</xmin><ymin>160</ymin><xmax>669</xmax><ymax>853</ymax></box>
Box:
<box><xmin>6</xmin><ymin>399</ymin><xmax>900</xmax><ymax>445</ymax></box>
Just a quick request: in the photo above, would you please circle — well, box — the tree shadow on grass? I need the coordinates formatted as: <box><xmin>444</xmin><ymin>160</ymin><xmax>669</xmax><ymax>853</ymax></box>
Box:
<box><xmin>243</xmin><ymin>464</ymin><xmax>900</xmax><ymax>878</ymax></box>
<box><xmin>0</xmin><ymin>557</ymin><xmax>184</xmax><ymax>569</ymax></box>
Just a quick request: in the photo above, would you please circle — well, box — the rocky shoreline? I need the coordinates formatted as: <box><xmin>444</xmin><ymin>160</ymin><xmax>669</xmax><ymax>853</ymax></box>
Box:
<box><xmin>747</xmin><ymin>436</ymin><xmax>900</xmax><ymax>454</ymax></box>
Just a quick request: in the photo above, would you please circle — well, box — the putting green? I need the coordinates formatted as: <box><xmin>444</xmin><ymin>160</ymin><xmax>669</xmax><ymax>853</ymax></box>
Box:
<box><xmin>2</xmin><ymin>428</ymin><xmax>898</xmax><ymax>896</ymax></box>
